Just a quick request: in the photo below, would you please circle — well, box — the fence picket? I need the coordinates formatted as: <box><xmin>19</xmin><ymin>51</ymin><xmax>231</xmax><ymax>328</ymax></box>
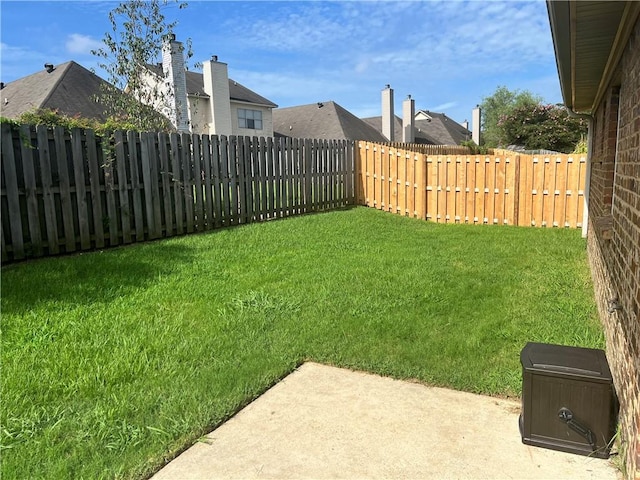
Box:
<box><xmin>542</xmin><ymin>156</ymin><xmax>555</xmax><ymax>227</ymax></box>
<box><xmin>554</xmin><ymin>156</ymin><xmax>568</xmax><ymax>227</ymax></box>
<box><xmin>228</xmin><ymin>136</ymin><xmax>240</xmax><ymax>224</ymax></box>
<box><xmin>169</xmin><ymin>133</ymin><xmax>184</xmax><ymax>235</ymax></box>
<box><xmin>465</xmin><ymin>156</ymin><xmax>476</xmax><ymax>223</ymax></box>
<box><xmin>250</xmin><ymin>136</ymin><xmax>262</xmax><ymax>221</ymax></box>
<box><xmin>2</xmin><ymin>123</ymin><xmax>24</xmax><ymax>259</ymax></box>
<box><xmin>219</xmin><ymin>135</ymin><xmax>231</xmax><ymax>225</ymax></box>
<box><xmin>274</xmin><ymin>137</ymin><xmax>284</xmax><ymax>218</ymax></box>
<box><xmin>495</xmin><ymin>157</ymin><xmax>506</xmax><ymax>224</ymax></box>
<box><xmin>85</xmin><ymin>129</ymin><xmax>104</xmax><ymax>248</ymax></box>
<box><xmin>127</xmin><ymin>131</ymin><xmax>145</xmax><ymax>241</ymax></box>
<box><xmin>484</xmin><ymin>157</ymin><xmax>495</xmax><ymax>225</ymax></box>
<box><xmin>53</xmin><ymin>127</ymin><xmax>76</xmax><ymax>252</ymax></box>
<box><xmin>37</xmin><ymin>125</ymin><xmax>60</xmax><ymax>254</ymax></box>
<box><xmin>265</xmin><ymin>137</ymin><xmax>275</xmax><ymax>218</ymax></box>
<box><xmin>346</xmin><ymin>140</ymin><xmax>354</xmax><ymax>206</ymax></box>
<box><xmin>192</xmin><ymin>134</ymin><xmax>204</xmax><ymax>231</ymax></box>
<box><xmin>140</xmin><ymin>133</ymin><xmax>156</xmax><ymax>239</ymax></box>
<box><xmin>415</xmin><ymin>153</ymin><xmax>426</xmax><ymax>220</ymax></box>
<box><xmin>238</xmin><ymin>135</ymin><xmax>250</xmax><ymax>223</ymax></box>
<box><xmin>158</xmin><ymin>132</ymin><xmax>174</xmax><ymax>236</ymax></box>
<box><xmin>181</xmin><ymin>133</ymin><xmax>194</xmax><ymax>233</ymax></box>
<box><xmin>576</xmin><ymin>157</ymin><xmax>586</xmax><ymax>227</ymax></box>
<box><xmin>565</xmin><ymin>156</ymin><xmax>580</xmax><ymax>228</ymax></box>
<box><xmin>210</xmin><ymin>135</ymin><xmax>222</xmax><ymax>227</ymax></box>
<box><xmin>258</xmin><ymin>137</ymin><xmax>268</xmax><ymax>220</ymax></box>
<box><xmin>454</xmin><ymin>156</ymin><xmax>465</xmax><ymax>223</ymax></box>
<box><xmin>113</xmin><ymin>131</ymin><xmax>132</xmax><ymax>244</ymax></box>
<box><xmin>69</xmin><ymin>129</ymin><xmax>89</xmax><ymax>248</ymax></box>
<box><xmin>21</xmin><ymin>125</ymin><xmax>43</xmax><ymax>255</ymax></box>
<box><xmin>202</xmin><ymin>135</ymin><xmax>214</xmax><ymax>229</ymax></box>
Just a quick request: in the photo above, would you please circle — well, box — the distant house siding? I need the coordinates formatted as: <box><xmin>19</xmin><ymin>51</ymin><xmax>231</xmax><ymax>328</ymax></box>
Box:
<box><xmin>188</xmin><ymin>96</ymin><xmax>211</xmax><ymax>135</ymax></box>
<box><xmin>587</xmin><ymin>17</ymin><xmax>639</xmax><ymax>480</ymax></box>
<box><xmin>230</xmin><ymin>102</ymin><xmax>274</xmax><ymax>137</ymax></box>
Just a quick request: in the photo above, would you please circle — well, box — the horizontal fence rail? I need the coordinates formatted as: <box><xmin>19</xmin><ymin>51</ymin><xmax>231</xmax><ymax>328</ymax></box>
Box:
<box><xmin>383</xmin><ymin>143</ymin><xmax>481</xmax><ymax>156</ymax></box>
<box><xmin>356</xmin><ymin>142</ymin><xmax>586</xmax><ymax>228</ymax></box>
<box><xmin>1</xmin><ymin>124</ymin><xmax>355</xmax><ymax>262</ymax></box>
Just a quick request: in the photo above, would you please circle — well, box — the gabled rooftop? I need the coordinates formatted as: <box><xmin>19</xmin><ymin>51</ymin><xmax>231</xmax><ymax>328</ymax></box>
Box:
<box><xmin>0</xmin><ymin>61</ymin><xmax>109</xmax><ymax>120</ymax></box>
<box><xmin>362</xmin><ymin>111</ymin><xmax>471</xmax><ymax>145</ymax></box>
<box><xmin>145</xmin><ymin>64</ymin><xmax>277</xmax><ymax>108</ymax></box>
<box><xmin>273</xmin><ymin>101</ymin><xmax>387</xmax><ymax>142</ymax></box>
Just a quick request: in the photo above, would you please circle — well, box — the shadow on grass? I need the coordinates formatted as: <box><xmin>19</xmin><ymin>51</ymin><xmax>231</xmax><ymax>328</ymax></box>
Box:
<box><xmin>1</xmin><ymin>241</ymin><xmax>199</xmax><ymax>315</ymax></box>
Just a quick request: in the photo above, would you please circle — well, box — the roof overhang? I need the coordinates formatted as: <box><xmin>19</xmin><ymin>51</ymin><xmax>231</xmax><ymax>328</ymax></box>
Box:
<box><xmin>547</xmin><ymin>0</ymin><xmax>640</xmax><ymax>113</ymax></box>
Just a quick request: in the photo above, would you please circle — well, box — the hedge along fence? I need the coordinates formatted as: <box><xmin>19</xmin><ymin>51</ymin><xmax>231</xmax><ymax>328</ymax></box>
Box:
<box><xmin>356</xmin><ymin>142</ymin><xmax>587</xmax><ymax>227</ymax></box>
<box><xmin>0</xmin><ymin>123</ymin><xmax>354</xmax><ymax>262</ymax></box>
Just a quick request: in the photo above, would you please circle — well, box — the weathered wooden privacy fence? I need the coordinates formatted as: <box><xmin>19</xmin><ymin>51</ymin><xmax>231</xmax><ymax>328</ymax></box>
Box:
<box><xmin>356</xmin><ymin>142</ymin><xmax>586</xmax><ymax>227</ymax></box>
<box><xmin>1</xmin><ymin>124</ymin><xmax>587</xmax><ymax>263</ymax></box>
<box><xmin>1</xmin><ymin>124</ymin><xmax>354</xmax><ymax>262</ymax></box>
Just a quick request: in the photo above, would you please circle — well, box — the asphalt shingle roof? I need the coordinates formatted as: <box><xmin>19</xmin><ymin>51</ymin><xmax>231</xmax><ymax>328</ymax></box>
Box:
<box><xmin>0</xmin><ymin>61</ymin><xmax>109</xmax><ymax>120</ymax></box>
<box><xmin>273</xmin><ymin>101</ymin><xmax>387</xmax><ymax>142</ymax></box>
<box><xmin>145</xmin><ymin>64</ymin><xmax>277</xmax><ymax>108</ymax></box>
<box><xmin>362</xmin><ymin>111</ymin><xmax>471</xmax><ymax>145</ymax></box>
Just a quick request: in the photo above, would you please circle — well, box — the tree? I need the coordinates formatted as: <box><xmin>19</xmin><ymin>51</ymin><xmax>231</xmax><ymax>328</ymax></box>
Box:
<box><xmin>498</xmin><ymin>104</ymin><xmax>587</xmax><ymax>153</ymax></box>
<box><xmin>91</xmin><ymin>0</ymin><xmax>192</xmax><ymax>132</ymax></box>
<box><xmin>479</xmin><ymin>86</ymin><xmax>542</xmax><ymax>147</ymax></box>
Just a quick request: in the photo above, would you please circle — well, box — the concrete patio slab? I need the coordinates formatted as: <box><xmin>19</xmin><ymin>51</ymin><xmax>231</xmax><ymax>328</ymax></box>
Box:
<box><xmin>152</xmin><ymin>362</ymin><xmax>619</xmax><ymax>479</ymax></box>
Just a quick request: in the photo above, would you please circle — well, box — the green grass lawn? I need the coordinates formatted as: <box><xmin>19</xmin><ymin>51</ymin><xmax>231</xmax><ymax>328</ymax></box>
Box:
<box><xmin>1</xmin><ymin>207</ymin><xmax>603</xmax><ymax>479</ymax></box>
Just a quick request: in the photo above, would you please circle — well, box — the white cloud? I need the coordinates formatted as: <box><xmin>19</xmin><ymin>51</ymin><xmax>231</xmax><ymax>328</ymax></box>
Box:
<box><xmin>65</xmin><ymin>34</ymin><xmax>102</xmax><ymax>55</ymax></box>
<box><xmin>429</xmin><ymin>101</ymin><xmax>459</xmax><ymax>112</ymax></box>
<box><xmin>0</xmin><ymin>42</ymin><xmax>38</xmax><ymax>61</ymax></box>
<box><xmin>230</xmin><ymin>69</ymin><xmax>352</xmax><ymax>106</ymax></box>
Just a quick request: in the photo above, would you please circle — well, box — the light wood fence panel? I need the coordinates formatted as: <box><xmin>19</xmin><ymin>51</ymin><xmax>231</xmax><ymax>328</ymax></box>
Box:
<box><xmin>356</xmin><ymin>141</ymin><xmax>586</xmax><ymax>228</ymax></box>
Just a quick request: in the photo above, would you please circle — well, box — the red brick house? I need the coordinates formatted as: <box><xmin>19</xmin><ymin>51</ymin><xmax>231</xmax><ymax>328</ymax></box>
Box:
<box><xmin>547</xmin><ymin>1</ymin><xmax>640</xmax><ymax>478</ymax></box>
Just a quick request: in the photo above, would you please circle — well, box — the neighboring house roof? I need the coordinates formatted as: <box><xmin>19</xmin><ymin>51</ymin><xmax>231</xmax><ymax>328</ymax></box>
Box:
<box><xmin>360</xmin><ymin>115</ymin><xmax>403</xmax><ymax>142</ymax></box>
<box><xmin>145</xmin><ymin>64</ymin><xmax>277</xmax><ymax>108</ymax></box>
<box><xmin>547</xmin><ymin>0</ymin><xmax>640</xmax><ymax>112</ymax></box>
<box><xmin>273</xmin><ymin>101</ymin><xmax>388</xmax><ymax>141</ymax></box>
<box><xmin>415</xmin><ymin>111</ymin><xmax>471</xmax><ymax>145</ymax></box>
<box><xmin>362</xmin><ymin>111</ymin><xmax>471</xmax><ymax>145</ymax></box>
<box><xmin>0</xmin><ymin>61</ymin><xmax>109</xmax><ymax>121</ymax></box>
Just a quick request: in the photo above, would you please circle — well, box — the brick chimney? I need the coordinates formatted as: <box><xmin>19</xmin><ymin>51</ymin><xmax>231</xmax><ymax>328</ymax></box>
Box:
<box><xmin>402</xmin><ymin>95</ymin><xmax>415</xmax><ymax>143</ymax></box>
<box><xmin>162</xmin><ymin>34</ymin><xmax>190</xmax><ymax>133</ymax></box>
<box><xmin>381</xmin><ymin>85</ymin><xmax>394</xmax><ymax>142</ymax></box>
<box><xmin>472</xmin><ymin>105</ymin><xmax>481</xmax><ymax>145</ymax></box>
<box><xmin>203</xmin><ymin>56</ymin><xmax>232</xmax><ymax>136</ymax></box>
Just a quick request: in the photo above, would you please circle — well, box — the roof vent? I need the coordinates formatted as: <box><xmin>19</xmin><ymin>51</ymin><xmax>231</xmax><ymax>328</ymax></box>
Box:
<box><xmin>44</xmin><ymin>63</ymin><xmax>55</xmax><ymax>73</ymax></box>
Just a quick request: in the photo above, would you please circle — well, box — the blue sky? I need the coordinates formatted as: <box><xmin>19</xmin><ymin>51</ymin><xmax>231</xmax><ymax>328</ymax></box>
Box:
<box><xmin>0</xmin><ymin>0</ymin><xmax>561</xmax><ymax>126</ymax></box>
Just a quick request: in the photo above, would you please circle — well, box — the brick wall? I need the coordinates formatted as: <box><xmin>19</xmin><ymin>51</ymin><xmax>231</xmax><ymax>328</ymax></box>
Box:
<box><xmin>588</xmin><ymin>17</ymin><xmax>640</xmax><ymax>480</ymax></box>
<box><xmin>590</xmin><ymin>87</ymin><xmax>619</xmax><ymax>219</ymax></box>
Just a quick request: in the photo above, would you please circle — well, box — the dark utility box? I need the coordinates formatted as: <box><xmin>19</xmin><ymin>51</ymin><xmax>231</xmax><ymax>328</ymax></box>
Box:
<box><xmin>519</xmin><ymin>342</ymin><xmax>617</xmax><ymax>458</ymax></box>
